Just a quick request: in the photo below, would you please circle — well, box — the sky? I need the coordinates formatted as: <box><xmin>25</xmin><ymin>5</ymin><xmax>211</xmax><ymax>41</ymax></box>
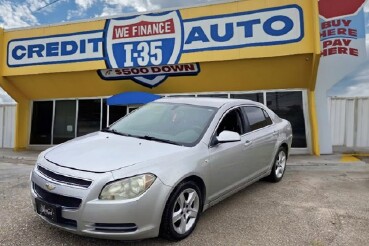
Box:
<box><xmin>0</xmin><ymin>0</ymin><xmax>217</xmax><ymax>29</ymax></box>
<box><xmin>0</xmin><ymin>0</ymin><xmax>369</xmax><ymax>100</ymax></box>
<box><xmin>328</xmin><ymin>2</ymin><xmax>369</xmax><ymax>97</ymax></box>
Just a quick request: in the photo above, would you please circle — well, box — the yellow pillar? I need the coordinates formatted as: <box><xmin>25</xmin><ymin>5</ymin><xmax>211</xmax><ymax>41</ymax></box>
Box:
<box><xmin>303</xmin><ymin>0</ymin><xmax>321</xmax><ymax>156</ymax></box>
<box><xmin>0</xmin><ymin>77</ymin><xmax>30</xmax><ymax>150</ymax></box>
<box><xmin>0</xmin><ymin>28</ymin><xmax>30</xmax><ymax>150</ymax></box>
<box><xmin>308</xmin><ymin>90</ymin><xmax>320</xmax><ymax>156</ymax></box>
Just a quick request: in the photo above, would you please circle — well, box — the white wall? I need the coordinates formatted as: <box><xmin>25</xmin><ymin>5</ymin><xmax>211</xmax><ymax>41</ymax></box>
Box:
<box><xmin>0</xmin><ymin>104</ymin><xmax>16</xmax><ymax>148</ymax></box>
<box><xmin>329</xmin><ymin>97</ymin><xmax>369</xmax><ymax>148</ymax></box>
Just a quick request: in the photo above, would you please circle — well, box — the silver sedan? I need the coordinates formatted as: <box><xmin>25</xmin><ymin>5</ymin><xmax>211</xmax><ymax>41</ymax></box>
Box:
<box><xmin>30</xmin><ymin>97</ymin><xmax>292</xmax><ymax>241</ymax></box>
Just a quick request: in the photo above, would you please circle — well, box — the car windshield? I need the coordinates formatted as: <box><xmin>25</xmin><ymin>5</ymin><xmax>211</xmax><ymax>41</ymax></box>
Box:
<box><xmin>106</xmin><ymin>102</ymin><xmax>217</xmax><ymax>146</ymax></box>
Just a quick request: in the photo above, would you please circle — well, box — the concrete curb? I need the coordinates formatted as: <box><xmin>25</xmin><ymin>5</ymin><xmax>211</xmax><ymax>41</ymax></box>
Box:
<box><xmin>0</xmin><ymin>156</ymin><xmax>37</xmax><ymax>165</ymax></box>
<box><xmin>0</xmin><ymin>155</ymin><xmax>37</xmax><ymax>161</ymax></box>
<box><xmin>0</xmin><ymin>149</ymin><xmax>39</xmax><ymax>165</ymax></box>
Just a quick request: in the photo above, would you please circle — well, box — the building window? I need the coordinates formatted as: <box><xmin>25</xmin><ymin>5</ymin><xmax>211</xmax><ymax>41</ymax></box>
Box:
<box><xmin>197</xmin><ymin>94</ymin><xmax>228</xmax><ymax>98</ymax></box>
<box><xmin>30</xmin><ymin>101</ymin><xmax>53</xmax><ymax>144</ymax></box>
<box><xmin>102</xmin><ymin>99</ymin><xmax>108</xmax><ymax>128</ymax></box>
<box><xmin>109</xmin><ymin>105</ymin><xmax>127</xmax><ymax>125</ymax></box>
<box><xmin>242</xmin><ymin>106</ymin><xmax>272</xmax><ymax>131</ymax></box>
<box><xmin>53</xmin><ymin>100</ymin><xmax>76</xmax><ymax>144</ymax></box>
<box><xmin>230</xmin><ymin>93</ymin><xmax>264</xmax><ymax>103</ymax></box>
<box><xmin>77</xmin><ymin>99</ymin><xmax>101</xmax><ymax>137</ymax></box>
<box><xmin>29</xmin><ymin>90</ymin><xmax>309</xmax><ymax>151</ymax></box>
<box><xmin>266</xmin><ymin>91</ymin><xmax>307</xmax><ymax>148</ymax></box>
<box><xmin>167</xmin><ymin>94</ymin><xmax>196</xmax><ymax>97</ymax></box>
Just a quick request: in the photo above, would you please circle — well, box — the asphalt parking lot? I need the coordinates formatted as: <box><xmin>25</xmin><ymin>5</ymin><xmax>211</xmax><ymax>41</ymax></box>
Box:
<box><xmin>0</xmin><ymin>157</ymin><xmax>369</xmax><ymax>246</ymax></box>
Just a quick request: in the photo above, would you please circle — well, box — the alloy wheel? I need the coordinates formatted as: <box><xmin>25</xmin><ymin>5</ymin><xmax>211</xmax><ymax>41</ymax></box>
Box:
<box><xmin>172</xmin><ymin>188</ymin><xmax>200</xmax><ymax>235</ymax></box>
<box><xmin>275</xmin><ymin>150</ymin><xmax>286</xmax><ymax>179</ymax></box>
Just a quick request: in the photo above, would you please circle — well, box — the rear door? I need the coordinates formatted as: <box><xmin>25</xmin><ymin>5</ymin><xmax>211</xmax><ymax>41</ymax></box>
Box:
<box><xmin>240</xmin><ymin>106</ymin><xmax>278</xmax><ymax>176</ymax></box>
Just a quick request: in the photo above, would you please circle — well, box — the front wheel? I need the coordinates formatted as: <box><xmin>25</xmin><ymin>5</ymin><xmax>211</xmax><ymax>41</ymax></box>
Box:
<box><xmin>266</xmin><ymin>146</ymin><xmax>287</xmax><ymax>183</ymax></box>
<box><xmin>160</xmin><ymin>181</ymin><xmax>202</xmax><ymax>241</ymax></box>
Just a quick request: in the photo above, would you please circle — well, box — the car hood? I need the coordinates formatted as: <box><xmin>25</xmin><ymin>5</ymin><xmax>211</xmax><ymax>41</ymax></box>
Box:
<box><xmin>44</xmin><ymin>132</ymin><xmax>187</xmax><ymax>172</ymax></box>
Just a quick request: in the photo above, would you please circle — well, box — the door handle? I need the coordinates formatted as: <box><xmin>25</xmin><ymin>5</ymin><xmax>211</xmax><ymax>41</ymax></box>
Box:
<box><xmin>273</xmin><ymin>131</ymin><xmax>278</xmax><ymax>136</ymax></box>
<box><xmin>244</xmin><ymin>140</ymin><xmax>253</xmax><ymax>147</ymax></box>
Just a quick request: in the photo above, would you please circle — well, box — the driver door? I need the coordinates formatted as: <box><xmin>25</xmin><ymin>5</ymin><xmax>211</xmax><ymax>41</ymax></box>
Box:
<box><xmin>207</xmin><ymin>107</ymin><xmax>255</xmax><ymax>202</ymax></box>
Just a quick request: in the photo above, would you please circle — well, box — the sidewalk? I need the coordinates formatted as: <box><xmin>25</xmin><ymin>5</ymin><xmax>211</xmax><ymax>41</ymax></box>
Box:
<box><xmin>0</xmin><ymin>148</ymin><xmax>40</xmax><ymax>164</ymax></box>
<box><xmin>0</xmin><ymin>148</ymin><xmax>367</xmax><ymax>166</ymax></box>
<box><xmin>288</xmin><ymin>153</ymin><xmax>367</xmax><ymax>166</ymax></box>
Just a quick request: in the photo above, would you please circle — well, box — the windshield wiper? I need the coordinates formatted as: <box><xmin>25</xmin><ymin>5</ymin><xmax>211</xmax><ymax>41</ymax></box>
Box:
<box><xmin>102</xmin><ymin>130</ymin><xmax>181</xmax><ymax>145</ymax></box>
<box><xmin>138</xmin><ymin>135</ymin><xmax>182</xmax><ymax>146</ymax></box>
<box><xmin>101</xmin><ymin>128</ymin><xmax>133</xmax><ymax>137</ymax></box>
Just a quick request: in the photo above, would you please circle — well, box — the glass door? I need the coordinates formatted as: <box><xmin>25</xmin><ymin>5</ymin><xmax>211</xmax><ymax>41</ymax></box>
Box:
<box><xmin>266</xmin><ymin>91</ymin><xmax>307</xmax><ymax>148</ymax></box>
<box><xmin>53</xmin><ymin>100</ymin><xmax>76</xmax><ymax>144</ymax></box>
<box><xmin>77</xmin><ymin>99</ymin><xmax>101</xmax><ymax>137</ymax></box>
<box><xmin>30</xmin><ymin>101</ymin><xmax>53</xmax><ymax>144</ymax></box>
<box><xmin>108</xmin><ymin>105</ymin><xmax>127</xmax><ymax>125</ymax></box>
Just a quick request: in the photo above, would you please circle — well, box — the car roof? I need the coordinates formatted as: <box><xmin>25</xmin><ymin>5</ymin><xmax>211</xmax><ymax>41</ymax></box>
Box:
<box><xmin>155</xmin><ymin>97</ymin><xmax>261</xmax><ymax>108</ymax></box>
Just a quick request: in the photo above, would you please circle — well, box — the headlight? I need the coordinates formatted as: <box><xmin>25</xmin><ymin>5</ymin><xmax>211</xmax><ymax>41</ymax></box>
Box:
<box><xmin>99</xmin><ymin>174</ymin><xmax>156</xmax><ymax>200</ymax></box>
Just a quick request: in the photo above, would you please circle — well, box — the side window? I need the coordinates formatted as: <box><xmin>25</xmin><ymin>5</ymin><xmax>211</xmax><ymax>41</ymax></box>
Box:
<box><xmin>216</xmin><ymin>109</ymin><xmax>243</xmax><ymax>135</ymax></box>
<box><xmin>242</xmin><ymin>106</ymin><xmax>272</xmax><ymax>131</ymax></box>
<box><xmin>263</xmin><ymin>110</ymin><xmax>273</xmax><ymax>125</ymax></box>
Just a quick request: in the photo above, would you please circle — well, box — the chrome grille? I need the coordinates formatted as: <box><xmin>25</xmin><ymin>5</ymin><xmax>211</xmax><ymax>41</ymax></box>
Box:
<box><xmin>37</xmin><ymin>165</ymin><xmax>92</xmax><ymax>188</ymax></box>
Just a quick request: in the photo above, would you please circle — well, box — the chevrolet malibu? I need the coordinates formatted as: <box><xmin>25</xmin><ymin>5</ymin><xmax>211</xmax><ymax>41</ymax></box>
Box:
<box><xmin>30</xmin><ymin>97</ymin><xmax>292</xmax><ymax>241</ymax></box>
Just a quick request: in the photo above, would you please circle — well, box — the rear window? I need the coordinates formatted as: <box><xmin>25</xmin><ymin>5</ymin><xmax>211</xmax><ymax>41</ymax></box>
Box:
<box><xmin>242</xmin><ymin>106</ymin><xmax>272</xmax><ymax>131</ymax></box>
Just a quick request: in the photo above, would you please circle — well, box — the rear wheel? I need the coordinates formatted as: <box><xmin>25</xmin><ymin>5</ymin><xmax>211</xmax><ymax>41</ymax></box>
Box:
<box><xmin>267</xmin><ymin>146</ymin><xmax>287</xmax><ymax>182</ymax></box>
<box><xmin>160</xmin><ymin>181</ymin><xmax>202</xmax><ymax>241</ymax></box>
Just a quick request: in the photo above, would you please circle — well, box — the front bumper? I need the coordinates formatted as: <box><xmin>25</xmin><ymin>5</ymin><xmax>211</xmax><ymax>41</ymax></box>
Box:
<box><xmin>30</xmin><ymin>163</ymin><xmax>171</xmax><ymax>240</ymax></box>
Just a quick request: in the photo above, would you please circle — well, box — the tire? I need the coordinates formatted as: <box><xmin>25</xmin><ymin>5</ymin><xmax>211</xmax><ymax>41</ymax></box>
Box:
<box><xmin>160</xmin><ymin>181</ymin><xmax>203</xmax><ymax>241</ymax></box>
<box><xmin>266</xmin><ymin>146</ymin><xmax>287</xmax><ymax>183</ymax></box>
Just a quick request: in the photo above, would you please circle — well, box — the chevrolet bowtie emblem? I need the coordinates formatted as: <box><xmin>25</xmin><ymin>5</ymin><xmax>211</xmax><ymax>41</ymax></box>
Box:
<box><xmin>45</xmin><ymin>183</ymin><xmax>56</xmax><ymax>191</ymax></box>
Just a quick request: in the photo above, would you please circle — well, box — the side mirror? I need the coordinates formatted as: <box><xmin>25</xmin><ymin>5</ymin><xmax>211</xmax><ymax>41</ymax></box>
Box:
<box><xmin>216</xmin><ymin>130</ymin><xmax>241</xmax><ymax>143</ymax></box>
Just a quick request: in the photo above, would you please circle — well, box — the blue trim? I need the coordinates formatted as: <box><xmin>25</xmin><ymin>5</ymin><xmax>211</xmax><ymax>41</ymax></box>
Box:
<box><xmin>7</xmin><ymin>30</ymin><xmax>104</xmax><ymax>67</ymax></box>
<box><xmin>7</xmin><ymin>29</ymin><xmax>102</xmax><ymax>42</ymax></box>
<box><xmin>182</xmin><ymin>4</ymin><xmax>304</xmax><ymax>53</ymax></box>
<box><xmin>107</xmin><ymin>91</ymin><xmax>161</xmax><ymax>105</ymax></box>
<box><xmin>103</xmin><ymin>18</ymin><xmax>112</xmax><ymax>68</ymax></box>
<box><xmin>8</xmin><ymin>57</ymin><xmax>104</xmax><ymax>68</ymax></box>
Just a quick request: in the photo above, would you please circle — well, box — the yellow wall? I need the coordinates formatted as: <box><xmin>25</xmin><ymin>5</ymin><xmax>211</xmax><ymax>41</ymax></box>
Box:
<box><xmin>8</xmin><ymin>54</ymin><xmax>314</xmax><ymax>100</ymax></box>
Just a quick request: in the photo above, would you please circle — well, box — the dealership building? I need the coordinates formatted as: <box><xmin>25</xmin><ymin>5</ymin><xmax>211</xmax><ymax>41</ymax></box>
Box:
<box><xmin>0</xmin><ymin>0</ymin><xmax>367</xmax><ymax>155</ymax></box>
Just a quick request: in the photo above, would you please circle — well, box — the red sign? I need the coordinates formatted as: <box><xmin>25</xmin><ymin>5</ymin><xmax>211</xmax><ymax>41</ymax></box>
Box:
<box><xmin>319</xmin><ymin>0</ymin><xmax>366</xmax><ymax>19</ymax></box>
<box><xmin>112</xmin><ymin>20</ymin><xmax>175</xmax><ymax>39</ymax></box>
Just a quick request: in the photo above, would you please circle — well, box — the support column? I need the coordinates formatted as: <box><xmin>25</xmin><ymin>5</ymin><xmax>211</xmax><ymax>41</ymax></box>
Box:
<box><xmin>308</xmin><ymin>90</ymin><xmax>320</xmax><ymax>156</ymax></box>
<box><xmin>0</xmin><ymin>78</ymin><xmax>30</xmax><ymax>150</ymax></box>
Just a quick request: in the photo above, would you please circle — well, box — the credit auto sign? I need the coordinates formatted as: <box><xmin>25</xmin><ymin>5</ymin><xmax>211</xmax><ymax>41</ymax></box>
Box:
<box><xmin>7</xmin><ymin>5</ymin><xmax>304</xmax><ymax>87</ymax></box>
